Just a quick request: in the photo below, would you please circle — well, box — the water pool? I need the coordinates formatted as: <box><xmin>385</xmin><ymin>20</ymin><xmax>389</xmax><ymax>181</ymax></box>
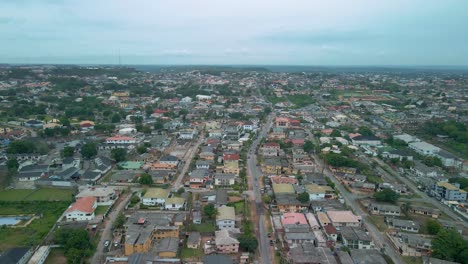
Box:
<box><xmin>0</xmin><ymin>216</ymin><xmax>30</xmax><ymax>226</ymax></box>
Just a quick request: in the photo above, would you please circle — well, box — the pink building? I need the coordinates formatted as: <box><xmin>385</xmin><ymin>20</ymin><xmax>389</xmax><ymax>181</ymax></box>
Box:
<box><xmin>281</xmin><ymin>213</ymin><xmax>307</xmax><ymax>226</ymax></box>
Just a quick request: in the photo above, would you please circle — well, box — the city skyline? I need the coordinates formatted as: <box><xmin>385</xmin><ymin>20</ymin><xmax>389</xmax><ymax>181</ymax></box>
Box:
<box><xmin>1</xmin><ymin>0</ymin><xmax>468</xmax><ymax>65</ymax></box>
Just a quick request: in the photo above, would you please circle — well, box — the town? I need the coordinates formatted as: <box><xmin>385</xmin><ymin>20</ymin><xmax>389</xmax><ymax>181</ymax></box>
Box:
<box><xmin>0</xmin><ymin>65</ymin><xmax>466</xmax><ymax>264</ymax></box>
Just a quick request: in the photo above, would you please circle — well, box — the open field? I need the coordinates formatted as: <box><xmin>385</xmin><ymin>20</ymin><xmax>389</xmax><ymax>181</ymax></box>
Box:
<box><xmin>95</xmin><ymin>205</ymin><xmax>110</xmax><ymax>215</ymax></box>
<box><xmin>0</xmin><ymin>188</ymin><xmax>75</xmax><ymax>202</ymax></box>
<box><xmin>0</xmin><ymin>201</ymin><xmax>69</xmax><ymax>252</ymax></box>
<box><xmin>181</xmin><ymin>247</ymin><xmax>203</xmax><ymax>259</ymax></box>
<box><xmin>44</xmin><ymin>248</ymin><xmax>67</xmax><ymax>264</ymax></box>
<box><xmin>188</xmin><ymin>222</ymin><xmax>216</xmax><ymax>233</ymax></box>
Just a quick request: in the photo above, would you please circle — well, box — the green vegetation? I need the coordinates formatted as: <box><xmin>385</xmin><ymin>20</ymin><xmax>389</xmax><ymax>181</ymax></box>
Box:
<box><xmin>44</xmin><ymin>248</ymin><xmax>66</xmax><ymax>264</ymax></box>
<box><xmin>111</xmin><ymin>148</ymin><xmax>127</xmax><ymax>162</ymax></box>
<box><xmin>94</xmin><ymin>205</ymin><xmax>110</xmax><ymax>215</ymax></box>
<box><xmin>0</xmin><ymin>189</ymin><xmax>75</xmax><ymax>202</ymax></box>
<box><xmin>0</xmin><ymin>201</ymin><xmax>69</xmax><ymax>252</ymax></box>
<box><xmin>267</xmin><ymin>95</ymin><xmax>286</xmax><ymax>104</ymax></box>
<box><xmin>419</xmin><ymin>120</ymin><xmax>468</xmax><ymax>158</ymax></box>
<box><xmin>368</xmin><ymin>215</ymin><xmax>388</xmax><ymax>232</ymax></box>
<box><xmin>358</xmin><ymin>126</ymin><xmax>374</xmax><ymax>136</ymax></box>
<box><xmin>287</xmin><ymin>94</ymin><xmax>315</xmax><ymax>108</ymax></box>
<box><xmin>188</xmin><ymin>222</ymin><xmax>216</xmax><ymax>233</ymax></box>
<box><xmin>239</xmin><ymin>235</ymin><xmax>259</xmax><ymax>252</ymax></box>
<box><xmin>62</xmin><ymin>146</ymin><xmax>75</xmax><ymax>158</ymax></box>
<box><xmin>431</xmin><ymin>228</ymin><xmax>468</xmax><ymax>264</ymax></box>
<box><xmin>296</xmin><ymin>192</ymin><xmax>310</xmax><ymax>203</ymax></box>
<box><xmin>54</xmin><ymin>228</ymin><xmax>94</xmax><ymax>264</ymax></box>
<box><xmin>81</xmin><ymin>142</ymin><xmax>97</xmax><ymax>159</ymax></box>
<box><xmin>449</xmin><ymin>177</ymin><xmax>468</xmax><ymax>192</ymax></box>
<box><xmin>228</xmin><ymin>200</ymin><xmax>245</xmax><ymax>215</ymax></box>
<box><xmin>374</xmin><ymin>189</ymin><xmax>400</xmax><ymax>204</ymax></box>
<box><xmin>113</xmin><ymin>213</ymin><xmax>126</xmax><ymax>229</ymax></box>
<box><xmin>6</xmin><ymin>140</ymin><xmax>36</xmax><ymax>154</ymax></box>
<box><xmin>138</xmin><ymin>173</ymin><xmax>153</xmax><ymax>185</ymax></box>
<box><xmin>203</xmin><ymin>203</ymin><xmax>217</xmax><ymax>220</ymax></box>
<box><xmin>423</xmin><ymin>219</ymin><xmax>442</xmax><ymax>235</ymax></box>
<box><xmin>181</xmin><ymin>247</ymin><xmax>203</xmax><ymax>259</ymax></box>
<box><xmin>303</xmin><ymin>140</ymin><xmax>315</xmax><ymax>153</ymax></box>
<box><xmin>402</xmin><ymin>256</ymin><xmax>422</xmax><ymax>264</ymax></box>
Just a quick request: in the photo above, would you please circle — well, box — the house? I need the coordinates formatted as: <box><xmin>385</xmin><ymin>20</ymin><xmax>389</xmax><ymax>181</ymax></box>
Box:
<box><xmin>410</xmin><ymin>206</ymin><xmax>441</xmax><ymax>218</ymax></box>
<box><xmin>76</xmin><ymin>186</ymin><xmax>116</xmax><ymax>205</ymax></box>
<box><xmin>81</xmin><ymin>170</ymin><xmax>102</xmax><ymax>184</ymax></box>
<box><xmin>288</xmin><ymin>243</ymin><xmax>337</xmax><ymax>264</ymax></box>
<box><xmin>275</xmin><ymin>117</ymin><xmax>290</xmax><ymax>128</ymax></box>
<box><xmin>285</xmin><ymin>232</ymin><xmax>315</xmax><ymax>246</ymax></box>
<box><xmin>275</xmin><ymin>193</ymin><xmax>308</xmax><ymax>213</ymax></box>
<box><xmin>304</xmin><ymin>184</ymin><xmax>334</xmax><ymax>201</ymax></box>
<box><xmin>204</xmin><ymin>255</ymin><xmax>233</xmax><ymax>264</ymax></box>
<box><xmin>190</xmin><ymin>168</ymin><xmax>209</xmax><ymax>188</ymax></box>
<box><xmin>215</xmin><ymin>228</ymin><xmax>240</xmax><ymax>254</ymax></box>
<box><xmin>323</xmin><ymin>224</ymin><xmax>338</xmax><ymax>242</ymax></box>
<box><xmin>214</xmin><ymin>173</ymin><xmax>236</xmax><ymax>186</ymax></box>
<box><xmin>281</xmin><ymin>213</ymin><xmax>308</xmax><ymax>227</ymax></box>
<box><xmin>261</xmin><ymin>142</ymin><xmax>280</xmax><ymax>157</ymax></box>
<box><xmin>159</xmin><ymin>155</ymin><xmax>179</xmax><ymax>167</ymax></box>
<box><xmin>17</xmin><ymin>164</ymin><xmax>49</xmax><ymax>182</ymax></box>
<box><xmin>350</xmin><ymin>249</ymin><xmax>387</xmax><ymax>264</ymax></box>
<box><xmin>409</xmin><ymin>141</ymin><xmax>440</xmax><ymax>156</ymax></box>
<box><xmin>195</xmin><ymin>160</ymin><xmax>211</xmax><ymax>169</ymax></box>
<box><xmin>399</xmin><ymin>233</ymin><xmax>432</xmax><ymax>255</ymax></box>
<box><xmin>436</xmin><ymin>150</ymin><xmax>462</xmax><ymax>168</ymax></box>
<box><xmin>351</xmin><ymin>135</ymin><xmax>381</xmax><ymax>146</ymax></box>
<box><xmin>28</xmin><ymin>245</ymin><xmax>51</xmax><ymax>264</ymax></box>
<box><xmin>105</xmin><ymin>136</ymin><xmax>137</xmax><ymax>144</ymax></box>
<box><xmin>65</xmin><ymin>196</ymin><xmax>97</xmax><ymax>221</ymax></box>
<box><xmin>94</xmin><ymin>156</ymin><xmax>112</xmax><ymax>174</ymax></box>
<box><xmin>326</xmin><ymin>211</ymin><xmax>362</xmax><ymax>227</ymax></box>
<box><xmin>142</xmin><ymin>188</ymin><xmax>170</xmax><ymax>206</ymax></box>
<box><xmin>216</xmin><ymin>206</ymin><xmax>235</xmax><ymax>230</ymax></box>
<box><xmin>432</xmin><ymin>181</ymin><xmax>467</xmax><ymax>201</ymax></box>
<box><xmin>340</xmin><ymin>226</ymin><xmax>374</xmax><ymax>249</ymax></box>
<box><xmin>316</xmin><ymin>212</ymin><xmax>331</xmax><ymax>228</ymax></box>
<box><xmin>164</xmin><ymin>197</ymin><xmax>186</xmax><ymax>210</ymax></box>
<box><xmin>192</xmin><ymin>211</ymin><xmax>202</xmax><ymax>224</ymax></box>
<box><xmin>305</xmin><ymin>213</ymin><xmax>320</xmax><ymax>230</ymax></box>
<box><xmin>368</xmin><ymin>203</ymin><xmax>401</xmax><ymax>216</ymax></box>
<box><xmin>178</xmin><ymin>129</ymin><xmax>196</xmax><ymax>140</ymax></box>
<box><xmin>385</xmin><ymin>217</ymin><xmax>420</xmax><ymax>232</ymax></box>
<box><xmin>223</xmin><ymin>153</ymin><xmax>240</xmax><ymax>174</ymax></box>
<box><xmin>187</xmin><ymin>232</ymin><xmax>201</xmax><ymax>249</ymax></box>
<box><xmin>25</xmin><ymin>119</ymin><xmax>43</xmax><ymax>128</ymax></box>
<box><xmin>272</xmin><ymin>183</ymin><xmax>295</xmax><ymax>195</ymax></box>
<box><xmin>155</xmin><ymin>237</ymin><xmax>179</xmax><ymax>258</ymax></box>
<box><xmin>243</xmin><ymin>121</ymin><xmax>254</xmax><ymax>131</ymax></box>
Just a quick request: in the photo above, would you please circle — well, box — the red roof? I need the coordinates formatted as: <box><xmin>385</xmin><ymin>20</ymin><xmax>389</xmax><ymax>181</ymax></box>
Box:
<box><xmin>66</xmin><ymin>196</ymin><xmax>96</xmax><ymax>214</ymax></box>
<box><xmin>106</xmin><ymin>136</ymin><xmax>135</xmax><ymax>141</ymax></box>
<box><xmin>324</xmin><ymin>224</ymin><xmax>337</xmax><ymax>234</ymax></box>
<box><xmin>153</xmin><ymin>109</ymin><xmax>168</xmax><ymax>114</ymax></box>
<box><xmin>264</xmin><ymin>142</ymin><xmax>280</xmax><ymax>148</ymax></box>
<box><xmin>138</xmin><ymin>217</ymin><xmax>145</xmax><ymax>224</ymax></box>
<box><xmin>291</xmin><ymin>138</ymin><xmax>304</xmax><ymax>145</ymax></box>
<box><xmin>223</xmin><ymin>153</ymin><xmax>240</xmax><ymax>161</ymax></box>
<box><xmin>281</xmin><ymin>213</ymin><xmax>308</xmax><ymax>225</ymax></box>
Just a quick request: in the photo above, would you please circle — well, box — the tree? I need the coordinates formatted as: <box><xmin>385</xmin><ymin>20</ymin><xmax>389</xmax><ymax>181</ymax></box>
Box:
<box><xmin>6</xmin><ymin>140</ymin><xmax>35</xmax><ymax>154</ymax></box>
<box><xmin>330</xmin><ymin>130</ymin><xmax>341</xmax><ymax>137</ymax></box>
<box><xmin>177</xmin><ymin>187</ymin><xmax>185</xmax><ymax>195</ymax></box>
<box><xmin>113</xmin><ymin>213</ymin><xmax>125</xmax><ymax>229</ymax></box>
<box><xmin>111</xmin><ymin>113</ymin><xmax>121</xmax><ymax>123</ymax></box>
<box><xmin>154</xmin><ymin>120</ymin><xmax>164</xmax><ymax>130</ymax></box>
<box><xmin>203</xmin><ymin>203</ymin><xmax>217</xmax><ymax>219</ymax></box>
<box><xmin>425</xmin><ymin>219</ymin><xmax>442</xmax><ymax>235</ymax></box>
<box><xmin>54</xmin><ymin>228</ymin><xmax>93</xmax><ymax>264</ymax></box>
<box><xmin>62</xmin><ymin>146</ymin><xmax>75</xmax><ymax>157</ymax></box>
<box><xmin>432</xmin><ymin>228</ymin><xmax>468</xmax><ymax>263</ymax></box>
<box><xmin>358</xmin><ymin>126</ymin><xmax>374</xmax><ymax>136</ymax></box>
<box><xmin>137</xmin><ymin>145</ymin><xmax>147</xmax><ymax>154</ymax></box>
<box><xmin>111</xmin><ymin>148</ymin><xmax>127</xmax><ymax>162</ymax></box>
<box><xmin>139</xmin><ymin>173</ymin><xmax>153</xmax><ymax>185</ymax></box>
<box><xmin>262</xmin><ymin>195</ymin><xmax>271</xmax><ymax>204</ymax></box>
<box><xmin>81</xmin><ymin>142</ymin><xmax>97</xmax><ymax>159</ymax></box>
<box><xmin>303</xmin><ymin>140</ymin><xmax>315</xmax><ymax>153</ymax></box>
<box><xmin>239</xmin><ymin>235</ymin><xmax>259</xmax><ymax>252</ymax></box>
<box><xmin>297</xmin><ymin>192</ymin><xmax>310</xmax><ymax>203</ymax></box>
<box><xmin>6</xmin><ymin>158</ymin><xmax>19</xmax><ymax>173</ymax></box>
<box><xmin>374</xmin><ymin>189</ymin><xmax>399</xmax><ymax>204</ymax></box>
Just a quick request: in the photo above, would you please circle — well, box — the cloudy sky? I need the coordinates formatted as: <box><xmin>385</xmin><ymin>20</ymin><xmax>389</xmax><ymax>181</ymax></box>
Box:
<box><xmin>1</xmin><ymin>0</ymin><xmax>467</xmax><ymax>65</ymax></box>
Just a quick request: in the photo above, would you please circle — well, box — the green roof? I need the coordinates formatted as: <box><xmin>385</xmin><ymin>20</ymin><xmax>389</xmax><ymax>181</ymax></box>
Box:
<box><xmin>143</xmin><ymin>188</ymin><xmax>169</xmax><ymax>199</ymax></box>
<box><xmin>118</xmin><ymin>161</ymin><xmax>144</xmax><ymax>169</ymax></box>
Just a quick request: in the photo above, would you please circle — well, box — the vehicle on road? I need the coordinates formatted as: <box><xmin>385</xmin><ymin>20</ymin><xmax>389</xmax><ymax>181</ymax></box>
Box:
<box><xmin>104</xmin><ymin>240</ymin><xmax>110</xmax><ymax>247</ymax></box>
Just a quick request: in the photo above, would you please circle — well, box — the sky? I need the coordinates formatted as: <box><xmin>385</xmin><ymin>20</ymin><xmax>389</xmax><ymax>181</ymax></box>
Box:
<box><xmin>1</xmin><ymin>0</ymin><xmax>467</xmax><ymax>65</ymax></box>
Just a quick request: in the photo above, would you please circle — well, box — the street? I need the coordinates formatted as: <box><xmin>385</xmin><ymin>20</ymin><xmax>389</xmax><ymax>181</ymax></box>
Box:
<box><xmin>91</xmin><ymin>193</ymin><xmax>132</xmax><ymax>264</ymax></box>
<box><xmin>172</xmin><ymin>132</ymin><xmax>205</xmax><ymax>189</ymax></box>
<box><xmin>311</xmin><ymin>153</ymin><xmax>404</xmax><ymax>264</ymax></box>
<box><xmin>247</xmin><ymin>114</ymin><xmax>274</xmax><ymax>264</ymax></box>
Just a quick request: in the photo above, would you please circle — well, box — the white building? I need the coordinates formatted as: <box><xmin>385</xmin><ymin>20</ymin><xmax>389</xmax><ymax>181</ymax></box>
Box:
<box><xmin>65</xmin><ymin>196</ymin><xmax>97</xmax><ymax>221</ymax></box>
<box><xmin>216</xmin><ymin>206</ymin><xmax>236</xmax><ymax>230</ymax></box>
<box><xmin>164</xmin><ymin>197</ymin><xmax>186</xmax><ymax>210</ymax></box>
<box><xmin>105</xmin><ymin>136</ymin><xmax>137</xmax><ymax>144</ymax></box>
<box><xmin>409</xmin><ymin>141</ymin><xmax>440</xmax><ymax>156</ymax></box>
<box><xmin>142</xmin><ymin>188</ymin><xmax>169</xmax><ymax>206</ymax></box>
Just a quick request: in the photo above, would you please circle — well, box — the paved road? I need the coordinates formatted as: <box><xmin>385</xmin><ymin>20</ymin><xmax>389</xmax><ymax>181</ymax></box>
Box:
<box><xmin>311</xmin><ymin>153</ymin><xmax>404</xmax><ymax>264</ymax></box>
<box><xmin>247</xmin><ymin>114</ymin><xmax>274</xmax><ymax>264</ymax></box>
<box><xmin>173</xmin><ymin>133</ymin><xmax>205</xmax><ymax>189</ymax></box>
<box><xmin>91</xmin><ymin>193</ymin><xmax>131</xmax><ymax>264</ymax></box>
<box><xmin>372</xmin><ymin>158</ymin><xmax>467</xmax><ymax>225</ymax></box>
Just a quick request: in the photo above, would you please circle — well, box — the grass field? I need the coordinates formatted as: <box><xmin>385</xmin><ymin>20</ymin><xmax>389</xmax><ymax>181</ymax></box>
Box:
<box><xmin>0</xmin><ymin>188</ymin><xmax>75</xmax><ymax>202</ymax></box>
<box><xmin>188</xmin><ymin>222</ymin><xmax>216</xmax><ymax>233</ymax></box>
<box><xmin>229</xmin><ymin>200</ymin><xmax>245</xmax><ymax>215</ymax></box>
<box><xmin>368</xmin><ymin>215</ymin><xmax>388</xmax><ymax>232</ymax></box>
<box><xmin>95</xmin><ymin>205</ymin><xmax>110</xmax><ymax>215</ymax></box>
<box><xmin>403</xmin><ymin>256</ymin><xmax>423</xmax><ymax>264</ymax></box>
<box><xmin>0</xmin><ymin>201</ymin><xmax>69</xmax><ymax>252</ymax></box>
<box><xmin>180</xmin><ymin>247</ymin><xmax>203</xmax><ymax>259</ymax></box>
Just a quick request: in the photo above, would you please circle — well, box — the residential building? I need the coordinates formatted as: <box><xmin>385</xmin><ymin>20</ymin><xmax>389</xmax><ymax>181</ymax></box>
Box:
<box><xmin>216</xmin><ymin>206</ymin><xmax>236</xmax><ymax>230</ymax></box>
<box><xmin>409</xmin><ymin>141</ymin><xmax>440</xmax><ymax>155</ymax></box>
<box><xmin>164</xmin><ymin>197</ymin><xmax>186</xmax><ymax>210</ymax></box>
<box><xmin>65</xmin><ymin>196</ymin><xmax>97</xmax><ymax>221</ymax></box>
<box><xmin>304</xmin><ymin>184</ymin><xmax>334</xmax><ymax>200</ymax></box>
<box><xmin>105</xmin><ymin>136</ymin><xmax>137</xmax><ymax>144</ymax></box>
<box><xmin>385</xmin><ymin>217</ymin><xmax>420</xmax><ymax>232</ymax></box>
<box><xmin>340</xmin><ymin>226</ymin><xmax>374</xmax><ymax>249</ymax></box>
<box><xmin>215</xmin><ymin>228</ymin><xmax>240</xmax><ymax>254</ymax></box>
<box><xmin>214</xmin><ymin>173</ymin><xmax>236</xmax><ymax>186</ymax></box>
<box><xmin>410</xmin><ymin>206</ymin><xmax>440</xmax><ymax>218</ymax></box>
<box><xmin>155</xmin><ymin>237</ymin><xmax>178</xmax><ymax>258</ymax></box>
<box><xmin>368</xmin><ymin>203</ymin><xmax>401</xmax><ymax>216</ymax></box>
<box><xmin>187</xmin><ymin>232</ymin><xmax>201</xmax><ymax>249</ymax></box>
<box><xmin>76</xmin><ymin>186</ymin><xmax>116</xmax><ymax>206</ymax></box>
<box><xmin>326</xmin><ymin>211</ymin><xmax>362</xmax><ymax>227</ymax></box>
<box><xmin>142</xmin><ymin>188</ymin><xmax>170</xmax><ymax>206</ymax></box>
<box><xmin>432</xmin><ymin>182</ymin><xmax>467</xmax><ymax>201</ymax></box>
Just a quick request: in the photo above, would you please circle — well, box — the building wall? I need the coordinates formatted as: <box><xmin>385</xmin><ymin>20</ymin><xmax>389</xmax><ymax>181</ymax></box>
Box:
<box><xmin>217</xmin><ymin>243</ymin><xmax>239</xmax><ymax>253</ymax></box>
<box><xmin>217</xmin><ymin>219</ymin><xmax>235</xmax><ymax>229</ymax></box>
